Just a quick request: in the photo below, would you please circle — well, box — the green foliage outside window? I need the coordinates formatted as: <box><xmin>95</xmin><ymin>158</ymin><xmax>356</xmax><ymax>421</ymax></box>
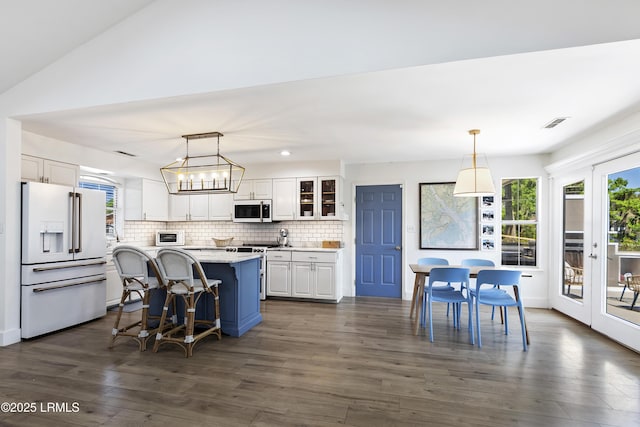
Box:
<box><xmin>502</xmin><ymin>178</ymin><xmax>538</xmax><ymax>266</ymax></box>
<box><xmin>609</xmin><ymin>176</ymin><xmax>640</xmax><ymax>252</ymax></box>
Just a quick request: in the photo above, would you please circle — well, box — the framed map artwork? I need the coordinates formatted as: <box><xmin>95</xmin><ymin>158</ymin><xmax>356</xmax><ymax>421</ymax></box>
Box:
<box><xmin>419</xmin><ymin>182</ymin><xmax>478</xmax><ymax>249</ymax></box>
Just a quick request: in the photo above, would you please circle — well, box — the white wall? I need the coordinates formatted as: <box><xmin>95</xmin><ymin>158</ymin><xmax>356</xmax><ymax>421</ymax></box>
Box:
<box><xmin>548</xmin><ymin>110</ymin><xmax>640</xmax><ymax>173</ymax></box>
<box><xmin>237</xmin><ymin>160</ymin><xmax>343</xmax><ymax>181</ymax></box>
<box><xmin>0</xmin><ymin>119</ymin><xmax>22</xmax><ymax>345</ymax></box>
<box><xmin>344</xmin><ymin>154</ymin><xmax>550</xmax><ymax>307</ymax></box>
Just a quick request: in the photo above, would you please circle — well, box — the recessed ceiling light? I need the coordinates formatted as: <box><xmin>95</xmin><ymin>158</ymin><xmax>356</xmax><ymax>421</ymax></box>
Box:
<box><xmin>280</xmin><ymin>150</ymin><xmax>291</xmax><ymax>156</ymax></box>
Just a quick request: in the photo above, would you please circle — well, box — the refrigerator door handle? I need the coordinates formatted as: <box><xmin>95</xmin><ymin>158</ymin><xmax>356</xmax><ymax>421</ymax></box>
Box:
<box><xmin>75</xmin><ymin>192</ymin><xmax>82</xmax><ymax>253</ymax></box>
<box><xmin>68</xmin><ymin>192</ymin><xmax>76</xmax><ymax>254</ymax></box>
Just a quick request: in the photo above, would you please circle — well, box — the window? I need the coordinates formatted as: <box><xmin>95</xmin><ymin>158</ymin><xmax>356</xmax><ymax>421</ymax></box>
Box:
<box><xmin>78</xmin><ymin>180</ymin><xmax>118</xmax><ymax>238</ymax></box>
<box><xmin>501</xmin><ymin>178</ymin><xmax>538</xmax><ymax>266</ymax></box>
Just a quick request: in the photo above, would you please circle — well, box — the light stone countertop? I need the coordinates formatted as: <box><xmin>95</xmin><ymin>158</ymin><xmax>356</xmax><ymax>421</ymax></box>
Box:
<box><xmin>268</xmin><ymin>247</ymin><xmax>343</xmax><ymax>253</ymax></box>
<box><xmin>110</xmin><ymin>244</ymin><xmax>261</xmax><ymax>263</ymax></box>
<box><xmin>188</xmin><ymin>250</ymin><xmax>262</xmax><ymax>263</ymax></box>
<box><xmin>112</xmin><ymin>243</ymin><xmax>343</xmax><ymax>254</ymax></box>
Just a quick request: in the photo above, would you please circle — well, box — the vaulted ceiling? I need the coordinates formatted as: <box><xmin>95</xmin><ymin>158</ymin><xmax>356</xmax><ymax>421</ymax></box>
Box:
<box><xmin>5</xmin><ymin>1</ymin><xmax>640</xmax><ymax>166</ymax></box>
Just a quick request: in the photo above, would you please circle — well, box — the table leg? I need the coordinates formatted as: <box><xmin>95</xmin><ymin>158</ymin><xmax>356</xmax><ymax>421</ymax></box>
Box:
<box><xmin>413</xmin><ymin>274</ymin><xmax>425</xmax><ymax>335</ymax></box>
<box><xmin>409</xmin><ymin>273</ymin><xmax>424</xmax><ymax>318</ymax></box>
<box><xmin>513</xmin><ymin>287</ymin><xmax>530</xmax><ymax>345</ymax></box>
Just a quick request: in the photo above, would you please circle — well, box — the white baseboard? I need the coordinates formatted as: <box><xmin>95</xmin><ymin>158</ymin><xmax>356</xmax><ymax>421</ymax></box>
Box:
<box><xmin>0</xmin><ymin>328</ymin><xmax>22</xmax><ymax>346</ymax></box>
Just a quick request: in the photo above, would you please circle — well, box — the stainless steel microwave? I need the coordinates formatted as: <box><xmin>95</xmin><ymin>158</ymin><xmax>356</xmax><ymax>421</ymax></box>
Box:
<box><xmin>233</xmin><ymin>200</ymin><xmax>272</xmax><ymax>223</ymax></box>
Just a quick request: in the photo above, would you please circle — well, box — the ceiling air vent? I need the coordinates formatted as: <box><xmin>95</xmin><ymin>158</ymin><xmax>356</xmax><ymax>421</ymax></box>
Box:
<box><xmin>115</xmin><ymin>150</ymin><xmax>136</xmax><ymax>157</ymax></box>
<box><xmin>543</xmin><ymin>117</ymin><xmax>568</xmax><ymax>129</ymax></box>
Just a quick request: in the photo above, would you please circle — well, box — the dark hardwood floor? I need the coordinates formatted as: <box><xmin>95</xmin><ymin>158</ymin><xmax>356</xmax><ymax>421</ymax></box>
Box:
<box><xmin>1</xmin><ymin>297</ymin><xmax>639</xmax><ymax>426</ymax></box>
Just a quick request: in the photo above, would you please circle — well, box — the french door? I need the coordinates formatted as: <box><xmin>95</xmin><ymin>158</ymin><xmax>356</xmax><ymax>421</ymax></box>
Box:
<box><xmin>552</xmin><ymin>170</ymin><xmax>593</xmax><ymax>326</ymax></box>
<box><xmin>553</xmin><ymin>154</ymin><xmax>640</xmax><ymax>352</ymax></box>
<box><xmin>591</xmin><ymin>154</ymin><xmax>640</xmax><ymax>351</ymax></box>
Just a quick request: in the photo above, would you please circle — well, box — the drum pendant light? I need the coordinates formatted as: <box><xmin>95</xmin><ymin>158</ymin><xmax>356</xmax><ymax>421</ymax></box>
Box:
<box><xmin>453</xmin><ymin>129</ymin><xmax>495</xmax><ymax>197</ymax></box>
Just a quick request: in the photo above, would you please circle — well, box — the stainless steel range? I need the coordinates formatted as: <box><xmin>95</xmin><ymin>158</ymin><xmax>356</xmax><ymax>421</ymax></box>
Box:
<box><xmin>225</xmin><ymin>243</ymin><xmax>279</xmax><ymax>300</ymax></box>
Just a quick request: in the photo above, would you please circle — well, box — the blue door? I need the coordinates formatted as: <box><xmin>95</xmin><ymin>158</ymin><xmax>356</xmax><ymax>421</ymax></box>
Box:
<box><xmin>355</xmin><ymin>185</ymin><xmax>403</xmax><ymax>297</ymax></box>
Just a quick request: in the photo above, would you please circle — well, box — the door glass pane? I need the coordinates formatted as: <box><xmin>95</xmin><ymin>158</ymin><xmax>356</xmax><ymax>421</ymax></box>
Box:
<box><xmin>563</xmin><ymin>181</ymin><xmax>584</xmax><ymax>301</ymax></box>
<box><xmin>607</xmin><ymin>167</ymin><xmax>640</xmax><ymax>325</ymax></box>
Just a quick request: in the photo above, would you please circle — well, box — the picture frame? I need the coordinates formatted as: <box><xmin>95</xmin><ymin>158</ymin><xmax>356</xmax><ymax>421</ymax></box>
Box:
<box><xmin>482</xmin><ymin>195</ymin><xmax>494</xmax><ymax>208</ymax></box>
<box><xmin>482</xmin><ymin>238</ymin><xmax>495</xmax><ymax>251</ymax></box>
<box><xmin>419</xmin><ymin>182</ymin><xmax>478</xmax><ymax>250</ymax></box>
<box><xmin>481</xmin><ymin>209</ymin><xmax>495</xmax><ymax>222</ymax></box>
<box><xmin>482</xmin><ymin>224</ymin><xmax>495</xmax><ymax>236</ymax></box>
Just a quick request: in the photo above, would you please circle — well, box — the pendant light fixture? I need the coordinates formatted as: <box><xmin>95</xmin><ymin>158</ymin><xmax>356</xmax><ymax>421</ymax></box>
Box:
<box><xmin>160</xmin><ymin>131</ymin><xmax>245</xmax><ymax>195</ymax></box>
<box><xmin>453</xmin><ymin>129</ymin><xmax>495</xmax><ymax>197</ymax></box>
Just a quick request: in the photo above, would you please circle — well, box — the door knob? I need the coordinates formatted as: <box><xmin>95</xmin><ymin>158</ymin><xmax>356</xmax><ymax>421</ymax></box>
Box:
<box><xmin>395</xmin><ymin>246</ymin><xmax>401</xmax><ymax>251</ymax></box>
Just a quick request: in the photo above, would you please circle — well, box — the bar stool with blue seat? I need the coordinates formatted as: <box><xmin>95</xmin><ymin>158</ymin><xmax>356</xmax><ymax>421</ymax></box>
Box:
<box><xmin>421</xmin><ymin>267</ymin><xmax>474</xmax><ymax>344</ymax></box>
<box><xmin>110</xmin><ymin>245</ymin><xmax>170</xmax><ymax>351</ymax></box>
<box><xmin>409</xmin><ymin>257</ymin><xmax>450</xmax><ymax>319</ymax></box>
<box><xmin>153</xmin><ymin>247</ymin><xmax>222</xmax><ymax>357</ymax></box>
<box><xmin>473</xmin><ymin>269</ymin><xmax>527</xmax><ymax>351</ymax></box>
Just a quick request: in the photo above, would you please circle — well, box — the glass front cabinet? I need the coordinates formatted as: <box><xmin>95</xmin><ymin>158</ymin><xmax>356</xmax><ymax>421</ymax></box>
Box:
<box><xmin>296</xmin><ymin>176</ymin><xmax>342</xmax><ymax>220</ymax></box>
<box><xmin>296</xmin><ymin>178</ymin><xmax>316</xmax><ymax>220</ymax></box>
<box><xmin>320</xmin><ymin>177</ymin><xmax>339</xmax><ymax>219</ymax></box>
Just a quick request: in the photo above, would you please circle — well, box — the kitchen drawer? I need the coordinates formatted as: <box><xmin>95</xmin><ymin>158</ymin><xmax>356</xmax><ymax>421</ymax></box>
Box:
<box><xmin>291</xmin><ymin>251</ymin><xmax>337</xmax><ymax>263</ymax></box>
<box><xmin>22</xmin><ymin>259</ymin><xmax>106</xmax><ymax>285</ymax></box>
<box><xmin>267</xmin><ymin>251</ymin><xmax>292</xmax><ymax>262</ymax></box>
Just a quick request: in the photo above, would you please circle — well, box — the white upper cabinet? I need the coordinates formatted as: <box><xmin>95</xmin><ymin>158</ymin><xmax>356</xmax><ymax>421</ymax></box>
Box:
<box><xmin>208</xmin><ymin>193</ymin><xmax>233</xmax><ymax>221</ymax></box>
<box><xmin>294</xmin><ymin>176</ymin><xmax>344</xmax><ymax>220</ymax></box>
<box><xmin>319</xmin><ymin>176</ymin><xmax>342</xmax><ymax>220</ymax></box>
<box><xmin>168</xmin><ymin>194</ymin><xmax>190</xmax><ymax>221</ymax></box>
<box><xmin>124</xmin><ymin>178</ymin><xmax>168</xmax><ymax>221</ymax></box>
<box><xmin>234</xmin><ymin>179</ymin><xmax>273</xmax><ymax>200</ymax></box>
<box><xmin>272</xmin><ymin>178</ymin><xmax>296</xmax><ymax>221</ymax></box>
<box><xmin>189</xmin><ymin>194</ymin><xmax>210</xmax><ymax>221</ymax></box>
<box><xmin>296</xmin><ymin>177</ymin><xmax>317</xmax><ymax>220</ymax></box>
<box><xmin>21</xmin><ymin>155</ymin><xmax>78</xmax><ymax>187</ymax></box>
<box><xmin>169</xmin><ymin>193</ymin><xmax>232</xmax><ymax>221</ymax></box>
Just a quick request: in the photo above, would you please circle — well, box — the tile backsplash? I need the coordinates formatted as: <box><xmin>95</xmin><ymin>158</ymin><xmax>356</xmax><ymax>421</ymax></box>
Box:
<box><xmin>123</xmin><ymin>220</ymin><xmax>344</xmax><ymax>247</ymax></box>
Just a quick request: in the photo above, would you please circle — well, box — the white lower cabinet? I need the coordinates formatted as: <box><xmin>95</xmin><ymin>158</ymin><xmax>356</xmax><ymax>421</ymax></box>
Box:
<box><xmin>267</xmin><ymin>250</ymin><xmax>342</xmax><ymax>302</ymax></box>
<box><xmin>266</xmin><ymin>251</ymin><xmax>292</xmax><ymax>297</ymax></box>
<box><xmin>106</xmin><ymin>254</ymin><xmax>122</xmax><ymax>307</ymax></box>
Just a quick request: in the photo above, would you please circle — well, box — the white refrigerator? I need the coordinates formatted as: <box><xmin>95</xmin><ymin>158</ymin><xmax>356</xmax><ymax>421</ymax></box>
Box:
<box><xmin>21</xmin><ymin>182</ymin><xmax>107</xmax><ymax>338</ymax></box>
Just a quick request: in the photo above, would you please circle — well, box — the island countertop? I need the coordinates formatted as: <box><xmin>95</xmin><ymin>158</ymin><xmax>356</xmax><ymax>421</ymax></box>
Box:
<box><xmin>186</xmin><ymin>250</ymin><xmax>262</xmax><ymax>264</ymax></box>
<box><xmin>119</xmin><ymin>246</ymin><xmax>262</xmax><ymax>264</ymax></box>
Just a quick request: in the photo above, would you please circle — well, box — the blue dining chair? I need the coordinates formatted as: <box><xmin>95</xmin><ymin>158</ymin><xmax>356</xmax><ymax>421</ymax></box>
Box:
<box><xmin>473</xmin><ymin>269</ymin><xmax>527</xmax><ymax>351</ymax></box>
<box><xmin>461</xmin><ymin>258</ymin><xmax>495</xmax><ymax>267</ymax></box>
<box><xmin>418</xmin><ymin>257</ymin><xmax>449</xmax><ymax>266</ymax></box>
<box><xmin>461</xmin><ymin>259</ymin><xmax>500</xmax><ymax>320</ymax></box>
<box><xmin>422</xmin><ymin>267</ymin><xmax>474</xmax><ymax>344</ymax></box>
<box><xmin>414</xmin><ymin>257</ymin><xmax>451</xmax><ymax>318</ymax></box>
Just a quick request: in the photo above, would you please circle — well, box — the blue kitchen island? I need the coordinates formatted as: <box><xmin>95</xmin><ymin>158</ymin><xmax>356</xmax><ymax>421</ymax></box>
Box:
<box><xmin>149</xmin><ymin>250</ymin><xmax>262</xmax><ymax>337</ymax></box>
